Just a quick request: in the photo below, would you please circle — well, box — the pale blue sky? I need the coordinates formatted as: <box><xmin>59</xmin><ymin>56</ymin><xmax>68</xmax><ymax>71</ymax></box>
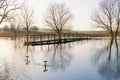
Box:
<box><xmin>28</xmin><ymin>0</ymin><xmax>101</xmax><ymax>31</ymax></box>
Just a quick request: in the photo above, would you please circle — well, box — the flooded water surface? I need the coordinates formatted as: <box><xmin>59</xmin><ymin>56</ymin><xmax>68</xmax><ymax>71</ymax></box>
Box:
<box><xmin>0</xmin><ymin>38</ymin><xmax>120</xmax><ymax>80</ymax></box>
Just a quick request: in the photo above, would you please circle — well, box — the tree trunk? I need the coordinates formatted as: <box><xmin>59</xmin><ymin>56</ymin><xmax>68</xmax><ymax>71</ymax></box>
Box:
<box><xmin>108</xmin><ymin>37</ymin><xmax>114</xmax><ymax>61</ymax></box>
<box><xmin>58</xmin><ymin>32</ymin><xmax>61</xmax><ymax>42</ymax></box>
<box><xmin>115</xmin><ymin>37</ymin><xmax>119</xmax><ymax>62</ymax></box>
<box><xmin>115</xmin><ymin>25</ymin><xmax>119</xmax><ymax>38</ymax></box>
<box><xmin>109</xmin><ymin>30</ymin><xmax>114</xmax><ymax>39</ymax></box>
<box><xmin>26</xmin><ymin>25</ymin><xmax>29</xmax><ymax>42</ymax></box>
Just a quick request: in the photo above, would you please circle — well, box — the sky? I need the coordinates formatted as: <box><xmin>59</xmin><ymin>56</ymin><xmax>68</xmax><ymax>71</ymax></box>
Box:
<box><xmin>27</xmin><ymin>0</ymin><xmax>101</xmax><ymax>31</ymax></box>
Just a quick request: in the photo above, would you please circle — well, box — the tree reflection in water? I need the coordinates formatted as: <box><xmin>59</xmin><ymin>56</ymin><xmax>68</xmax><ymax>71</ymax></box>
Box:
<box><xmin>22</xmin><ymin>38</ymin><xmax>73</xmax><ymax>72</ymax></box>
<box><xmin>46</xmin><ymin>43</ymin><xmax>73</xmax><ymax>71</ymax></box>
<box><xmin>92</xmin><ymin>38</ymin><xmax>120</xmax><ymax>80</ymax></box>
<box><xmin>0</xmin><ymin>38</ymin><xmax>74</xmax><ymax>79</ymax></box>
<box><xmin>0</xmin><ymin>38</ymin><xmax>32</xmax><ymax>80</ymax></box>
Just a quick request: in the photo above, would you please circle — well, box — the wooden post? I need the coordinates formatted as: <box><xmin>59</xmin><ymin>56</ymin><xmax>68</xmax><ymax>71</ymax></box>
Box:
<box><xmin>43</xmin><ymin>61</ymin><xmax>48</xmax><ymax>72</ymax></box>
<box><xmin>25</xmin><ymin>56</ymin><xmax>30</xmax><ymax>65</ymax></box>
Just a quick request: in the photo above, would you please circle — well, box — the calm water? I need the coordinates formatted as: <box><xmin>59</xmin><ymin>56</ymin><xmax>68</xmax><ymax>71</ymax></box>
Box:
<box><xmin>0</xmin><ymin>38</ymin><xmax>120</xmax><ymax>80</ymax></box>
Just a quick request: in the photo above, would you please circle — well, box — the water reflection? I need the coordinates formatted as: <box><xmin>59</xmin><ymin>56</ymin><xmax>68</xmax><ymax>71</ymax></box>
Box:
<box><xmin>0</xmin><ymin>37</ymin><xmax>101</xmax><ymax>80</ymax></box>
<box><xmin>25</xmin><ymin>46</ymin><xmax>30</xmax><ymax>65</ymax></box>
<box><xmin>47</xmin><ymin>44</ymin><xmax>73</xmax><ymax>71</ymax></box>
<box><xmin>12</xmin><ymin>38</ymin><xmax>73</xmax><ymax>72</ymax></box>
<box><xmin>0</xmin><ymin>58</ymin><xmax>10</xmax><ymax>80</ymax></box>
<box><xmin>92</xmin><ymin>38</ymin><xmax>120</xmax><ymax>80</ymax></box>
<box><xmin>31</xmin><ymin>43</ymin><xmax>74</xmax><ymax>72</ymax></box>
<box><xmin>43</xmin><ymin>61</ymin><xmax>48</xmax><ymax>72</ymax></box>
<box><xmin>0</xmin><ymin>38</ymin><xmax>33</xmax><ymax>80</ymax></box>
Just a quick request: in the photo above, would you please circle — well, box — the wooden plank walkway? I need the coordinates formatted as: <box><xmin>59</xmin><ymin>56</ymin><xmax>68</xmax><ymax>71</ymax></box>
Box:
<box><xmin>24</xmin><ymin>38</ymin><xmax>90</xmax><ymax>46</ymax></box>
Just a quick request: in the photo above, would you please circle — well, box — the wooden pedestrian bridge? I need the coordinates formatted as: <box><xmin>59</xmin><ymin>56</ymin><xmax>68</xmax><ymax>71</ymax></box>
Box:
<box><xmin>24</xmin><ymin>37</ymin><xmax>90</xmax><ymax>46</ymax></box>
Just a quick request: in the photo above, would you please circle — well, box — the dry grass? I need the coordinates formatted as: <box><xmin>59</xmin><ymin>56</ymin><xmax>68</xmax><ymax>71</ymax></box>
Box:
<box><xmin>0</xmin><ymin>31</ymin><xmax>119</xmax><ymax>37</ymax></box>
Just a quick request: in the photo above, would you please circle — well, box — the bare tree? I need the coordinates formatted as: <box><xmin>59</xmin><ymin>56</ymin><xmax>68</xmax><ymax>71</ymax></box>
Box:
<box><xmin>5</xmin><ymin>11</ymin><xmax>23</xmax><ymax>38</ymax></box>
<box><xmin>115</xmin><ymin>0</ymin><xmax>120</xmax><ymax>38</ymax></box>
<box><xmin>0</xmin><ymin>0</ymin><xmax>24</xmax><ymax>24</ymax></box>
<box><xmin>45</xmin><ymin>3</ymin><xmax>73</xmax><ymax>40</ymax></box>
<box><xmin>92</xmin><ymin>0</ymin><xmax>120</xmax><ymax>38</ymax></box>
<box><xmin>20</xmin><ymin>7</ymin><xmax>34</xmax><ymax>41</ymax></box>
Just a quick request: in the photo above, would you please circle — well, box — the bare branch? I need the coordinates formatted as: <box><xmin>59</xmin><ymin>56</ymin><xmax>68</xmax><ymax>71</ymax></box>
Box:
<box><xmin>44</xmin><ymin>3</ymin><xmax>73</xmax><ymax>39</ymax></box>
<box><xmin>0</xmin><ymin>0</ymin><xmax>25</xmax><ymax>24</ymax></box>
<box><xmin>92</xmin><ymin>0</ymin><xmax>120</xmax><ymax>37</ymax></box>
